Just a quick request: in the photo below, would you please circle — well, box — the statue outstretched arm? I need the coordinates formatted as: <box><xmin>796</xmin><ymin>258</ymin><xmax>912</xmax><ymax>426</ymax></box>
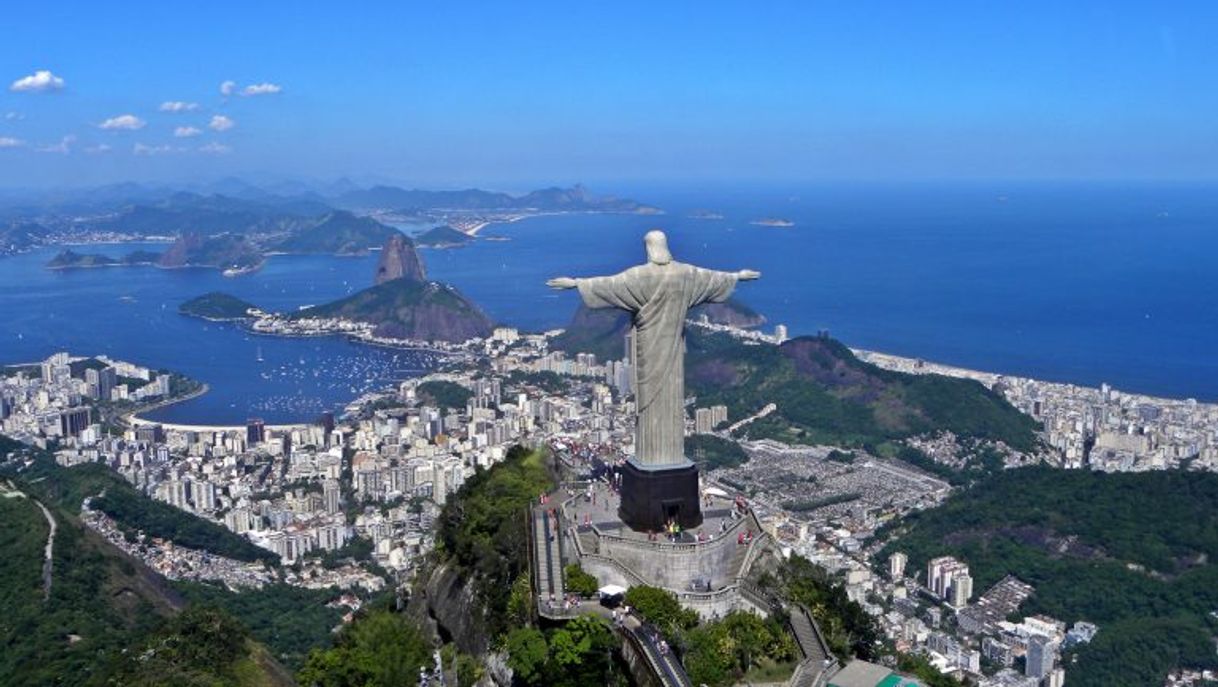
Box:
<box><xmin>546</xmin><ymin>277</ymin><xmax>578</xmax><ymax>289</ymax></box>
<box><xmin>736</xmin><ymin>269</ymin><xmax>761</xmax><ymax>281</ymax></box>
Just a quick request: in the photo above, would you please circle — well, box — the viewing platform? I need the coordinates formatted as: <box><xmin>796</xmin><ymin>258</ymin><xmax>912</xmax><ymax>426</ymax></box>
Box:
<box><xmin>532</xmin><ymin>475</ymin><xmax>772</xmax><ymax>621</ymax></box>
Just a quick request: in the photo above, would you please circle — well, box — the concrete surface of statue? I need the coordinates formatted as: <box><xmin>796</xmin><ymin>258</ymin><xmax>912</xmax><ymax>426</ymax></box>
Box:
<box><xmin>548</xmin><ymin>230</ymin><xmax>759</xmax><ymax>530</ymax></box>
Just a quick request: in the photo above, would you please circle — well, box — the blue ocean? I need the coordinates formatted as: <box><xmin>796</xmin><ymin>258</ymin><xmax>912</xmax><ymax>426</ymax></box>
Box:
<box><xmin>2</xmin><ymin>182</ymin><xmax>1216</xmax><ymax>423</ymax></box>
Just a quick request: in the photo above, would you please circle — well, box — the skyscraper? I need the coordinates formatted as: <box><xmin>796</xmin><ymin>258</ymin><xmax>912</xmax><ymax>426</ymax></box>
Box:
<box><xmin>247</xmin><ymin>418</ymin><xmax>266</xmax><ymax>446</ymax></box>
<box><xmin>949</xmin><ymin>573</ymin><xmax>973</xmax><ymax>608</ymax></box>
<box><xmin>1025</xmin><ymin>635</ymin><xmax>1057</xmax><ymax>679</ymax></box>
<box><xmin>86</xmin><ymin>366</ymin><xmax>117</xmax><ymax>400</ymax></box>
<box><xmin>927</xmin><ymin>556</ymin><xmax>970</xmax><ymax>599</ymax></box>
<box><xmin>59</xmin><ymin>407</ymin><xmax>91</xmax><ymax>436</ymax></box>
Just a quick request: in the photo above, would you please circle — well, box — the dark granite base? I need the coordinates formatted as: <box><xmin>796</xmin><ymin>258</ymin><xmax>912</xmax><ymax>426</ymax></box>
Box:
<box><xmin>619</xmin><ymin>461</ymin><xmax>702</xmax><ymax>532</ymax></box>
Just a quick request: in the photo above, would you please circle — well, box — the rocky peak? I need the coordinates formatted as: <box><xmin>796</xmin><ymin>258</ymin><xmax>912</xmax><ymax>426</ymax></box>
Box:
<box><xmin>374</xmin><ymin>232</ymin><xmax>426</xmax><ymax>285</ymax></box>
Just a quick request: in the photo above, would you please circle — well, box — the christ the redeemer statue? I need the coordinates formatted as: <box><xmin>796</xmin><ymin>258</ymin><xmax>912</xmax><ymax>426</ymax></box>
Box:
<box><xmin>548</xmin><ymin>230</ymin><xmax>759</xmax><ymax>531</ymax></box>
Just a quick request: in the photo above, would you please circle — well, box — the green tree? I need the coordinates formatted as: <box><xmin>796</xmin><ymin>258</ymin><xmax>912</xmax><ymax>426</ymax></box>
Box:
<box><xmin>505</xmin><ymin>627</ymin><xmax>548</xmax><ymax>685</ymax></box>
<box><xmin>563</xmin><ymin>563</ymin><xmax>599</xmax><ymax>596</ymax></box>
<box><xmin>543</xmin><ymin>615</ymin><xmax>617</xmax><ymax>687</ymax></box>
<box><xmin>297</xmin><ymin>610</ymin><xmax>431</xmax><ymax>687</ymax></box>
<box><xmin>623</xmin><ymin>586</ymin><xmax>699</xmax><ymax>642</ymax></box>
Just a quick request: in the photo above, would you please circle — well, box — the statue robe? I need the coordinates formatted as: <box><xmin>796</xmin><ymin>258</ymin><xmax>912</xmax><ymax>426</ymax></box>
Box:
<box><xmin>577</xmin><ymin>261</ymin><xmax>738</xmax><ymax>469</ymax></box>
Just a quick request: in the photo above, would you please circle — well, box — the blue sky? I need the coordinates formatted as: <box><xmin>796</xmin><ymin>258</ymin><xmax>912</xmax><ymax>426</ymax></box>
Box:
<box><xmin>1</xmin><ymin>1</ymin><xmax>1216</xmax><ymax>189</ymax></box>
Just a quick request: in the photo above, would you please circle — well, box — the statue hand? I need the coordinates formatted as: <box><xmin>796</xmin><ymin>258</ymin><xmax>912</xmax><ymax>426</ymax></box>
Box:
<box><xmin>737</xmin><ymin>269</ymin><xmax>761</xmax><ymax>281</ymax></box>
<box><xmin>547</xmin><ymin>277</ymin><xmax>578</xmax><ymax>289</ymax></box>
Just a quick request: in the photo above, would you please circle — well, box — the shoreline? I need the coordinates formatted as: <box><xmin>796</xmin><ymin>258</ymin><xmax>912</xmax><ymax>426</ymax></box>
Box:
<box><xmin>852</xmin><ymin>347</ymin><xmax>1217</xmax><ymax>410</ymax></box>
<box><xmin>123</xmin><ymin>382</ymin><xmax>210</xmax><ymax>427</ymax></box>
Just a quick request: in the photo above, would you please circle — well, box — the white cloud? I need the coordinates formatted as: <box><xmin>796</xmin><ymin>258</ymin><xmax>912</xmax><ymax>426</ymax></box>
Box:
<box><xmin>219</xmin><ymin>80</ymin><xmax>236</xmax><ymax>96</ymax></box>
<box><xmin>241</xmin><ymin>82</ymin><xmax>282</xmax><ymax>96</ymax></box>
<box><xmin>4</xmin><ymin>112</ymin><xmax>23</xmax><ymax>121</ymax></box>
<box><xmin>98</xmin><ymin>114</ymin><xmax>146</xmax><ymax>131</ymax></box>
<box><xmin>174</xmin><ymin>126</ymin><xmax>202</xmax><ymax>138</ymax></box>
<box><xmin>209</xmin><ymin>114</ymin><xmax>235</xmax><ymax>132</ymax></box>
<box><xmin>159</xmin><ymin>101</ymin><xmax>200</xmax><ymax>112</ymax></box>
<box><xmin>133</xmin><ymin>142</ymin><xmax>180</xmax><ymax>156</ymax></box>
<box><xmin>10</xmin><ymin>70</ymin><xmax>65</xmax><ymax>92</ymax></box>
<box><xmin>0</xmin><ymin>137</ymin><xmax>24</xmax><ymax>148</ymax></box>
<box><xmin>198</xmin><ymin>142</ymin><xmax>232</xmax><ymax>155</ymax></box>
<box><xmin>85</xmin><ymin>143</ymin><xmax>112</xmax><ymax>154</ymax></box>
<box><xmin>36</xmin><ymin>135</ymin><xmax>75</xmax><ymax>154</ymax></box>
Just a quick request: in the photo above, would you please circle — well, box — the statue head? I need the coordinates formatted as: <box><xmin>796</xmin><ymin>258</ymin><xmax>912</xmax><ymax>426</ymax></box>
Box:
<box><xmin>644</xmin><ymin>230</ymin><xmax>673</xmax><ymax>265</ymax></box>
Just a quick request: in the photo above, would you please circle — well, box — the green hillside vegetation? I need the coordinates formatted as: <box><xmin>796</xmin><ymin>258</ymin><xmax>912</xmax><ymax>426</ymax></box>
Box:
<box><xmin>5</xmin><ymin>446</ymin><xmax>277</xmax><ymax>565</ymax></box>
<box><xmin>414</xmin><ymin>224</ymin><xmax>473</xmax><ymax>247</ymax></box>
<box><xmin>177</xmin><ymin>582</ymin><xmax>346</xmax><ymax>670</ymax></box>
<box><xmin>298</xmin><ymin>608</ymin><xmax>434</xmax><ymax>687</ymax></box>
<box><xmin>685</xmin><ymin>330</ymin><xmax>1039</xmax><ymax>452</ymax></box>
<box><xmin>272</xmin><ymin>211</ymin><xmax>400</xmax><ymax>254</ymax></box>
<box><xmin>435</xmin><ymin>445</ymin><xmax>554</xmax><ymax>639</ymax></box>
<box><xmin>180</xmin><ymin>291</ymin><xmax>260</xmax><ymax>320</ymax></box>
<box><xmin>877</xmin><ymin>467</ymin><xmax>1218</xmax><ymax>686</ymax></box>
<box><xmin>683</xmin><ymin>611</ymin><xmax>798</xmax><ymax>687</ymax></box>
<box><xmin>0</xmin><ymin>439</ymin><xmax>292</xmax><ymax>686</ymax></box>
<box><xmin>772</xmin><ymin>555</ymin><xmax>880</xmax><ymax>661</ymax></box>
<box><xmin>416</xmin><ymin>380</ymin><xmax>474</xmax><ymax>410</ymax></box>
<box><xmin>685</xmin><ymin>433</ymin><xmax>749</xmax><ymax>471</ymax></box>
<box><xmin>505</xmin><ymin>369</ymin><xmax>571</xmax><ymax>394</ymax></box>
<box><xmin>503</xmin><ymin>615</ymin><xmax>621</xmax><ymax>687</ymax></box>
<box><xmin>104</xmin><ymin>606</ymin><xmax>296</xmax><ymax>687</ymax></box>
<box><xmin>294</xmin><ymin>278</ymin><xmax>493</xmax><ymax>343</ymax></box>
<box><xmin>0</xmin><ymin>493</ymin><xmax>175</xmax><ymax>685</ymax></box>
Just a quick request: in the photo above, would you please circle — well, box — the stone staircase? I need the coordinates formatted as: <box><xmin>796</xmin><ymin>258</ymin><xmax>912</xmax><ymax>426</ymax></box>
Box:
<box><xmin>789</xmin><ymin>604</ymin><xmax>835</xmax><ymax>687</ymax></box>
<box><xmin>532</xmin><ymin>507</ymin><xmax>565</xmax><ymax>606</ymax></box>
<box><xmin>624</xmin><ymin>622</ymin><xmax>693</xmax><ymax>687</ymax></box>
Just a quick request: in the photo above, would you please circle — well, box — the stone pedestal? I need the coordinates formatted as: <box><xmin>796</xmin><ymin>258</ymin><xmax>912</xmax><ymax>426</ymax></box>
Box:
<box><xmin>619</xmin><ymin>459</ymin><xmax>702</xmax><ymax>532</ymax></box>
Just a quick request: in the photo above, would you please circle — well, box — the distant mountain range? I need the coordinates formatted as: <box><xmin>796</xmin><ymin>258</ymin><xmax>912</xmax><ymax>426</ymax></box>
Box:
<box><xmin>332</xmin><ymin>183</ymin><xmax>656</xmax><ymax>213</ymax></box>
<box><xmin>2</xmin><ymin>180</ymin><xmax>655</xmax><ymax>263</ymax></box>
<box><xmin>158</xmin><ymin>233</ymin><xmax>263</xmax><ymax>271</ymax></box>
<box><xmin>268</xmin><ymin>211</ymin><xmax>400</xmax><ymax>255</ymax></box>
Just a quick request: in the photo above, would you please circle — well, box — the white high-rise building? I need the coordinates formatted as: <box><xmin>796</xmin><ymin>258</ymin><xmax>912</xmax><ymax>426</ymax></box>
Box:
<box><xmin>889</xmin><ymin>551</ymin><xmax>908</xmax><ymax>580</ymax></box>
<box><xmin>323</xmin><ymin>478</ymin><xmax>342</xmax><ymax>514</ymax></box>
<box><xmin>927</xmin><ymin>556</ymin><xmax>970</xmax><ymax>599</ymax></box>
<box><xmin>949</xmin><ymin>573</ymin><xmax>973</xmax><ymax>608</ymax></box>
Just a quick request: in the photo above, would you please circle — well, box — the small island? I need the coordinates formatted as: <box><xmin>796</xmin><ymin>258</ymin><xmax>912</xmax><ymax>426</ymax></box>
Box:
<box><xmin>178</xmin><ymin>292</ymin><xmax>260</xmax><ymax>321</ymax></box>
<box><xmin>689</xmin><ymin>209</ymin><xmax>725</xmax><ymax>220</ymax></box>
<box><xmin>46</xmin><ymin>249</ymin><xmax>162</xmax><ymax>270</ymax></box>
<box><xmin>750</xmin><ymin>217</ymin><xmax>795</xmax><ymax>227</ymax></box>
<box><xmin>414</xmin><ymin>225</ymin><xmax>474</xmax><ymax>249</ymax></box>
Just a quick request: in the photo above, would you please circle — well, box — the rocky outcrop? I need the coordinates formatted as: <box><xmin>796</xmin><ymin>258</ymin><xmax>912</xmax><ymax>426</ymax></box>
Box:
<box><xmin>408</xmin><ymin>561</ymin><xmax>492</xmax><ymax>655</ymax></box>
<box><xmin>374</xmin><ymin>233</ymin><xmax>426</xmax><ymax>284</ymax></box>
<box><xmin>693</xmin><ymin>299</ymin><xmax>766</xmax><ymax>328</ymax></box>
